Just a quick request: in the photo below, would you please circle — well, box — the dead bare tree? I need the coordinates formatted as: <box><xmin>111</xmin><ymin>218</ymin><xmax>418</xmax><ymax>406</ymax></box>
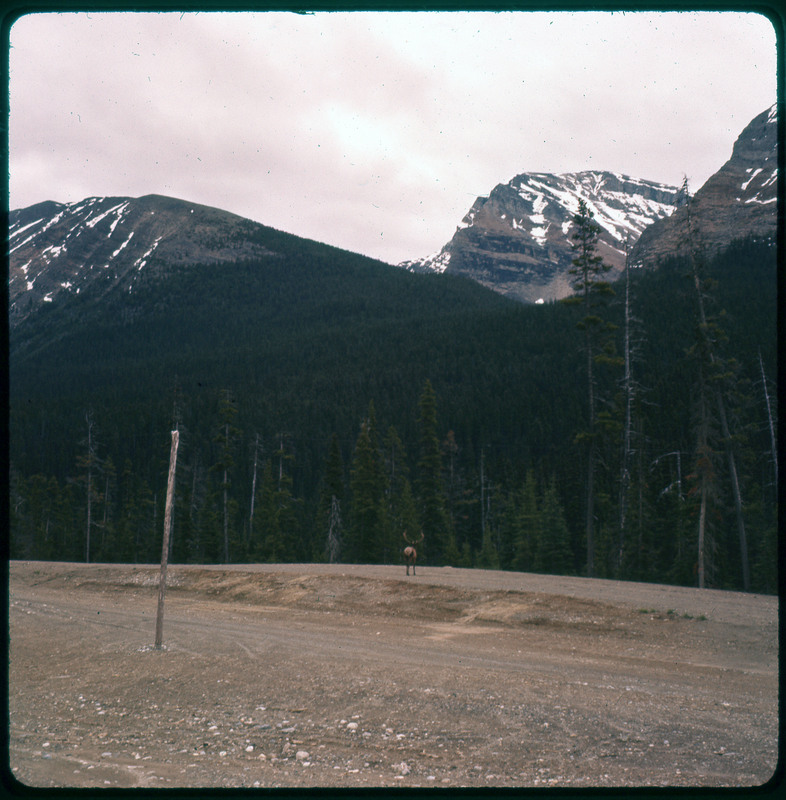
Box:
<box><xmin>326</xmin><ymin>495</ymin><xmax>342</xmax><ymax>564</ymax></box>
<box><xmin>403</xmin><ymin>530</ymin><xmax>424</xmax><ymax>576</ymax></box>
<box><xmin>683</xmin><ymin>177</ymin><xmax>749</xmax><ymax>590</ymax></box>
<box><xmin>77</xmin><ymin>409</ymin><xmax>103</xmax><ymax>564</ymax></box>
<box><xmin>248</xmin><ymin>432</ymin><xmax>263</xmax><ymax>550</ymax></box>
<box><xmin>618</xmin><ymin>239</ymin><xmax>634</xmax><ymax>570</ymax></box>
<box><xmin>758</xmin><ymin>350</ymin><xmax>778</xmax><ymax>490</ymax></box>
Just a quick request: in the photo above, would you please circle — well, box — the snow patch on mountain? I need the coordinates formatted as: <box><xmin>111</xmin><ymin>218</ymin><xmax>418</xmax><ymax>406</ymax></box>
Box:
<box><xmin>8</xmin><ymin>194</ymin><xmax>282</xmax><ymax>323</ymax></box>
<box><xmin>400</xmin><ymin>170</ymin><xmax>680</xmax><ymax>301</ymax></box>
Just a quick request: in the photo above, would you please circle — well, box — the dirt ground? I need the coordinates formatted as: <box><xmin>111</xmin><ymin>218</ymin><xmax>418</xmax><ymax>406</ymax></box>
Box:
<box><xmin>6</xmin><ymin>560</ymin><xmax>780</xmax><ymax>791</ymax></box>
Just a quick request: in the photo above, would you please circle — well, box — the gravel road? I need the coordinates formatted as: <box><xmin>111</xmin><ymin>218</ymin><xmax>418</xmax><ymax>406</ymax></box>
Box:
<box><xmin>7</xmin><ymin>561</ymin><xmax>779</xmax><ymax>791</ymax></box>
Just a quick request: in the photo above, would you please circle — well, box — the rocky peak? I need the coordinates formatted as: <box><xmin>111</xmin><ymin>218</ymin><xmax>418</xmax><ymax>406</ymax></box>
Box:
<box><xmin>401</xmin><ymin>171</ymin><xmax>680</xmax><ymax>303</ymax></box>
<box><xmin>629</xmin><ymin>105</ymin><xmax>778</xmax><ymax>267</ymax></box>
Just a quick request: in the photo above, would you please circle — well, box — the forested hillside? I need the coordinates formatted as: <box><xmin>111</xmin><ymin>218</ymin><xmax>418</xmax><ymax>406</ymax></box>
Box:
<box><xmin>9</xmin><ymin>233</ymin><xmax>777</xmax><ymax>593</ymax></box>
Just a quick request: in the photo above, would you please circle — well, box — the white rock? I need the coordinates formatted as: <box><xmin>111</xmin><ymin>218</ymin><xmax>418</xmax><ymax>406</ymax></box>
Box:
<box><xmin>296</xmin><ymin>750</ymin><xmax>310</xmax><ymax>761</ymax></box>
<box><xmin>346</xmin><ymin>722</ymin><xmax>358</xmax><ymax>731</ymax></box>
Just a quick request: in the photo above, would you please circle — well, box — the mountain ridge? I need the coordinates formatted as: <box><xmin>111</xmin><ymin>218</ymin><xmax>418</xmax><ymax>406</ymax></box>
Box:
<box><xmin>399</xmin><ymin>170</ymin><xmax>680</xmax><ymax>303</ymax></box>
<box><xmin>399</xmin><ymin>105</ymin><xmax>777</xmax><ymax>303</ymax></box>
<box><xmin>9</xmin><ymin>106</ymin><xmax>777</xmax><ymax>318</ymax></box>
<box><xmin>9</xmin><ymin>194</ymin><xmax>287</xmax><ymax>323</ymax></box>
<box><xmin>629</xmin><ymin>104</ymin><xmax>778</xmax><ymax>265</ymax></box>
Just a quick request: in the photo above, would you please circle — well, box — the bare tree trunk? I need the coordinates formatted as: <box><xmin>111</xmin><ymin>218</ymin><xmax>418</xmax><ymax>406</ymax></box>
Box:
<box><xmin>327</xmin><ymin>495</ymin><xmax>342</xmax><ymax>564</ymax></box>
<box><xmin>586</xmin><ymin>440</ymin><xmax>595</xmax><ymax>577</ymax></box>
<box><xmin>278</xmin><ymin>433</ymin><xmax>285</xmax><ymax>489</ymax></box>
<box><xmin>759</xmin><ymin>350</ymin><xmax>778</xmax><ymax>488</ymax></box>
<box><xmin>223</xmin><ymin>422</ymin><xmax>230</xmax><ymax>564</ymax></box>
<box><xmin>480</xmin><ymin>449</ymin><xmax>486</xmax><ymax>540</ymax></box>
<box><xmin>685</xmin><ymin>181</ymin><xmax>748</xmax><ymax>591</ymax></box>
<box><xmin>101</xmin><ymin>474</ymin><xmax>110</xmax><ymax>554</ymax></box>
<box><xmin>697</xmin><ymin>479</ymin><xmax>707</xmax><ymax>589</ymax></box>
<box><xmin>583</xmin><ymin>280</ymin><xmax>597</xmax><ymax>578</ymax></box>
<box><xmin>618</xmin><ymin>250</ymin><xmax>633</xmax><ymax>571</ymax></box>
<box><xmin>250</xmin><ymin>433</ymin><xmax>260</xmax><ymax>531</ymax></box>
<box><xmin>584</xmin><ymin>313</ymin><xmax>597</xmax><ymax>577</ymax></box>
<box><xmin>223</xmin><ymin>468</ymin><xmax>229</xmax><ymax>563</ymax></box>
<box><xmin>85</xmin><ymin>411</ymin><xmax>93</xmax><ymax>563</ymax></box>
<box><xmin>716</xmin><ymin>397</ymin><xmax>749</xmax><ymax>590</ymax></box>
<box><xmin>85</xmin><ymin>467</ymin><xmax>92</xmax><ymax>563</ymax></box>
<box><xmin>155</xmin><ymin>429</ymin><xmax>180</xmax><ymax>650</ymax></box>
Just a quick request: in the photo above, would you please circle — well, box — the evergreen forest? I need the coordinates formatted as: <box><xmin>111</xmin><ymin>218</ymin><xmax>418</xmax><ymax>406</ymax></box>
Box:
<box><xmin>8</xmin><ymin>224</ymin><xmax>778</xmax><ymax>594</ymax></box>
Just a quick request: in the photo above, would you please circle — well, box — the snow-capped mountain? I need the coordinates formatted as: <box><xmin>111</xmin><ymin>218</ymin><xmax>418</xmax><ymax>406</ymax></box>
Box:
<box><xmin>10</xmin><ymin>108</ymin><xmax>776</xmax><ymax>319</ymax></box>
<box><xmin>629</xmin><ymin>104</ymin><xmax>778</xmax><ymax>266</ymax></box>
<box><xmin>9</xmin><ymin>194</ymin><xmax>278</xmax><ymax>323</ymax></box>
<box><xmin>399</xmin><ymin>171</ymin><xmax>680</xmax><ymax>303</ymax></box>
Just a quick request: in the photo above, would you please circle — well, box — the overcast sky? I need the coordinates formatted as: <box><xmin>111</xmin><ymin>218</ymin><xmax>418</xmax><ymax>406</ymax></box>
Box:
<box><xmin>9</xmin><ymin>10</ymin><xmax>777</xmax><ymax>264</ymax></box>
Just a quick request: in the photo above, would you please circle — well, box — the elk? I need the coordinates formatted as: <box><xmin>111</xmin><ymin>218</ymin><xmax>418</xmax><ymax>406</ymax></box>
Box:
<box><xmin>403</xmin><ymin>530</ymin><xmax>424</xmax><ymax>576</ymax></box>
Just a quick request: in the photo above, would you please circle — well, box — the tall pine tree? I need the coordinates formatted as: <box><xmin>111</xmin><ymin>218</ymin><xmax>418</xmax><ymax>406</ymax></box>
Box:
<box><xmin>561</xmin><ymin>199</ymin><xmax>618</xmax><ymax>577</ymax></box>
<box><xmin>416</xmin><ymin>380</ymin><xmax>453</xmax><ymax>565</ymax></box>
<box><xmin>348</xmin><ymin>406</ymin><xmax>387</xmax><ymax>563</ymax></box>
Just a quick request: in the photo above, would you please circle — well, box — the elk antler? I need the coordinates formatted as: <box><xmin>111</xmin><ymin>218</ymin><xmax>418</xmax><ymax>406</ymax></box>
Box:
<box><xmin>403</xmin><ymin>530</ymin><xmax>424</xmax><ymax>544</ymax></box>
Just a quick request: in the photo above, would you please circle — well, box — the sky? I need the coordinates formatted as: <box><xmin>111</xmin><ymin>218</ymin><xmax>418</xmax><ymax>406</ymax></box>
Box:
<box><xmin>8</xmin><ymin>10</ymin><xmax>778</xmax><ymax>265</ymax></box>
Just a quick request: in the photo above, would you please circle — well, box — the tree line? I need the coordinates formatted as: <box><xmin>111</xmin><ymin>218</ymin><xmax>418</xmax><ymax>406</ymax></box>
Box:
<box><xmin>9</xmin><ymin>212</ymin><xmax>777</xmax><ymax>592</ymax></box>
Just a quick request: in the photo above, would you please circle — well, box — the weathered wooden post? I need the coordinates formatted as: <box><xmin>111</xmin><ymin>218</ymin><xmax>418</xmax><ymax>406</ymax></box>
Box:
<box><xmin>155</xmin><ymin>429</ymin><xmax>179</xmax><ymax>649</ymax></box>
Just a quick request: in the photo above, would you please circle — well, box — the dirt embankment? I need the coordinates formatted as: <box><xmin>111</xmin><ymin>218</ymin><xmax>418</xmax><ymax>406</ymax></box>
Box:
<box><xmin>7</xmin><ymin>561</ymin><xmax>779</xmax><ymax>790</ymax></box>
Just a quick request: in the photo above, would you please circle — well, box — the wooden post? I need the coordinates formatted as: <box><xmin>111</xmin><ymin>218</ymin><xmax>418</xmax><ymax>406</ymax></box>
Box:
<box><xmin>155</xmin><ymin>429</ymin><xmax>179</xmax><ymax>649</ymax></box>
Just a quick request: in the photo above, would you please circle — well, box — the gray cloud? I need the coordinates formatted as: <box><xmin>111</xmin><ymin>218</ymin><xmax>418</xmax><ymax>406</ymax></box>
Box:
<box><xmin>9</xmin><ymin>11</ymin><xmax>777</xmax><ymax>264</ymax></box>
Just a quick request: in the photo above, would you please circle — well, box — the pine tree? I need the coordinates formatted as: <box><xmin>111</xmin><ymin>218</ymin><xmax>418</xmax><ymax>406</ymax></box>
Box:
<box><xmin>416</xmin><ymin>380</ymin><xmax>453</xmax><ymax>565</ymax></box>
<box><xmin>348</xmin><ymin>412</ymin><xmax>387</xmax><ymax>563</ymax></box>
<box><xmin>561</xmin><ymin>199</ymin><xmax>618</xmax><ymax>577</ymax></box>
<box><xmin>273</xmin><ymin>435</ymin><xmax>300</xmax><ymax>561</ymax></box>
<box><xmin>383</xmin><ymin>425</ymin><xmax>419</xmax><ymax>563</ymax></box>
<box><xmin>183</xmin><ymin>450</ymin><xmax>208</xmax><ymax>564</ymax></box>
<box><xmin>513</xmin><ymin>470</ymin><xmax>539</xmax><ymax>572</ymax></box>
<box><xmin>117</xmin><ymin>459</ymin><xmax>154</xmax><ymax>564</ymax></box>
<box><xmin>254</xmin><ymin>460</ymin><xmax>281</xmax><ymax>562</ymax></box>
<box><xmin>316</xmin><ymin>433</ymin><xmax>346</xmax><ymax>563</ymax></box>
<box><xmin>441</xmin><ymin>429</ymin><xmax>474</xmax><ymax>560</ymax></box>
<box><xmin>95</xmin><ymin>456</ymin><xmax>117</xmax><ymax>562</ymax></box>
<box><xmin>326</xmin><ymin>495</ymin><xmax>343</xmax><ymax>565</ymax></box>
<box><xmin>75</xmin><ymin>408</ymin><xmax>103</xmax><ymax>563</ymax></box>
<box><xmin>14</xmin><ymin>473</ymin><xmax>54</xmax><ymax>560</ymax></box>
<box><xmin>617</xmin><ymin>242</ymin><xmax>646</xmax><ymax>575</ymax></box>
<box><xmin>8</xmin><ymin>467</ymin><xmax>27</xmax><ymax>559</ymax></box>
<box><xmin>476</xmin><ymin>525</ymin><xmax>500</xmax><ymax>569</ymax></box>
<box><xmin>211</xmin><ymin>390</ymin><xmax>240</xmax><ymax>563</ymax></box>
<box><xmin>686</xmin><ymin>351</ymin><xmax>722</xmax><ymax>588</ymax></box>
<box><xmin>537</xmin><ymin>477</ymin><xmax>573</xmax><ymax>575</ymax></box>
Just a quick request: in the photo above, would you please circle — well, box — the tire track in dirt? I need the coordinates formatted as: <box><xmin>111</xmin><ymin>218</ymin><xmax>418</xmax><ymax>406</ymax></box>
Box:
<box><xmin>8</xmin><ymin>561</ymin><xmax>778</xmax><ymax>789</ymax></box>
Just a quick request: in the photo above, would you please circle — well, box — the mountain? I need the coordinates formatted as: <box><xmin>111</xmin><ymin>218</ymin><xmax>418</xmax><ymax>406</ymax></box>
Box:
<box><xmin>629</xmin><ymin>105</ymin><xmax>778</xmax><ymax>266</ymax></box>
<box><xmin>8</xmin><ymin>188</ymin><xmax>776</xmax><ymax>591</ymax></box>
<box><xmin>8</xmin><ymin>194</ymin><xmax>280</xmax><ymax>323</ymax></box>
<box><xmin>9</xmin><ymin>192</ymin><xmax>519</xmax><ymax>390</ymax></box>
<box><xmin>399</xmin><ymin>171</ymin><xmax>680</xmax><ymax>303</ymax></box>
<box><xmin>400</xmin><ymin>106</ymin><xmax>778</xmax><ymax>303</ymax></box>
